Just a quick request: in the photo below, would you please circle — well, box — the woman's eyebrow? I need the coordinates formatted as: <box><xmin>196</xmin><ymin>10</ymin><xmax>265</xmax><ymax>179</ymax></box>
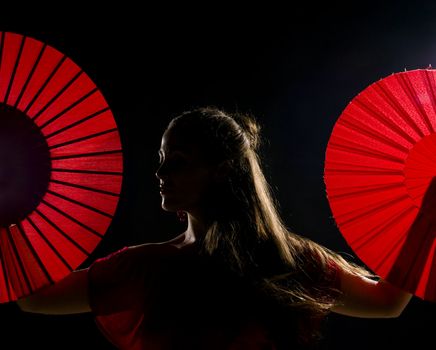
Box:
<box><xmin>159</xmin><ymin>144</ymin><xmax>191</xmax><ymax>155</ymax></box>
<box><xmin>158</xmin><ymin>149</ymin><xmax>184</xmax><ymax>159</ymax></box>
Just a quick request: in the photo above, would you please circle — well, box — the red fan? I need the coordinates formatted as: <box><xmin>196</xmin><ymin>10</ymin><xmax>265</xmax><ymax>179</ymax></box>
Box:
<box><xmin>324</xmin><ymin>69</ymin><xmax>436</xmax><ymax>302</ymax></box>
<box><xmin>0</xmin><ymin>32</ymin><xmax>123</xmax><ymax>302</ymax></box>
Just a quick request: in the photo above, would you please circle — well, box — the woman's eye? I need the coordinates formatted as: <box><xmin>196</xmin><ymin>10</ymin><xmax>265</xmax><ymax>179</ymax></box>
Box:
<box><xmin>157</xmin><ymin>155</ymin><xmax>188</xmax><ymax>171</ymax></box>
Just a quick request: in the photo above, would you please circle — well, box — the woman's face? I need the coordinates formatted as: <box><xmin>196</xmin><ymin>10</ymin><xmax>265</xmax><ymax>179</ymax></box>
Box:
<box><xmin>155</xmin><ymin>127</ymin><xmax>219</xmax><ymax>214</ymax></box>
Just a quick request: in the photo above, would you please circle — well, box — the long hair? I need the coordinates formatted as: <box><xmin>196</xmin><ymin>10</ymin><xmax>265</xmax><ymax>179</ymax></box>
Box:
<box><xmin>166</xmin><ymin>106</ymin><xmax>372</xmax><ymax>346</ymax></box>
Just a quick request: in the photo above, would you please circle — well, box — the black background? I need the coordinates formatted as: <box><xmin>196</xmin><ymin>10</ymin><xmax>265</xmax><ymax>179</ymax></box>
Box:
<box><xmin>1</xmin><ymin>2</ymin><xmax>436</xmax><ymax>349</ymax></box>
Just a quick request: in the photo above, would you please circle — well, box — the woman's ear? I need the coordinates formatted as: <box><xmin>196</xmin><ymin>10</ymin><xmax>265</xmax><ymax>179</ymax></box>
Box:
<box><xmin>213</xmin><ymin>160</ymin><xmax>232</xmax><ymax>183</ymax></box>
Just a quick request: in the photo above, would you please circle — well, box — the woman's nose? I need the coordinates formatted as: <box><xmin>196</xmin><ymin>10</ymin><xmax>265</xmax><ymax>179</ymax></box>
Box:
<box><xmin>155</xmin><ymin>162</ymin><xmax>167</xmax><ymax>180</ymax></box>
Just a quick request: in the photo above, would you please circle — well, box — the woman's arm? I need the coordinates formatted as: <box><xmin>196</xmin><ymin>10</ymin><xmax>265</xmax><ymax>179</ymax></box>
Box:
<box><xmin>16</xmin><ymin>269</ymin><xmax>90</xmax><ymax>315</ymax></box>
<box><xmin>16</xmin><ymin>243</ymin><xmax>163</xmax><ymax>316</ymax></box>
<box><xmin>331</xmin><ymin>268</ymin><xmax>412</xmax><ymax>318</ymax></box>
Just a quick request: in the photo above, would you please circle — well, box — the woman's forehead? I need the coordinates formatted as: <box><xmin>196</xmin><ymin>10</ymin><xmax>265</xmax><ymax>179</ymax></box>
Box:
<box><xmin>159</xmin><ymin>130</ymin><xmax>199</xmax><ymax>155</ymax></box>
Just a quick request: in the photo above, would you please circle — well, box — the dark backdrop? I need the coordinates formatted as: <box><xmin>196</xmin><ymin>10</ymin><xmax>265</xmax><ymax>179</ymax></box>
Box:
<box><xmin>0</xmin><ymin>2</ymin><xmax>435</xmax><ymax>349</ymax></box>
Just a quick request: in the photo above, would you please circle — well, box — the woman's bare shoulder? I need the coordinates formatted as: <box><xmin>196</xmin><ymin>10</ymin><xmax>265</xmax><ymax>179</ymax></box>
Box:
<box><xmin>126</xmin><ymin>232</ymin><xmax>188</xmax><ymax>257</ymax></box>
<box><xmin>89</xmin><ymin>234</ymin><xmax>187</xmax><ymax>279</ymax></box>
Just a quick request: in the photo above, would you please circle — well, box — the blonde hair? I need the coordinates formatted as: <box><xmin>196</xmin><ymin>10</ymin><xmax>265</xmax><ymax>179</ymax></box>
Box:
<box><xmin>167</xmin><ymin>106</ymin><xmax>372</xmax><ymax>344</ymax></box>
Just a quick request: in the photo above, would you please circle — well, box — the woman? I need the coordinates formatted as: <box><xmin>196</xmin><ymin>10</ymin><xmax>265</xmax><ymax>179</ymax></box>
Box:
<box><xmin>17</xmin><ymin>107</ymin><xmax>413</xmax><ymax>349</ymax></box>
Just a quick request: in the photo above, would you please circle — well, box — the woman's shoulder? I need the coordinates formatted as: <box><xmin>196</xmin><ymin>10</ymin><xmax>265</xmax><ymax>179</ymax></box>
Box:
<box><xmin>127</xmin><ymin>232</ymin><xmax>191</xmax><ymax>256</ymax></box>
<box><xmin>88</xmin><ymin>234</ymin><xmax>188</xmax><ymax>285</ymax></box>
<box><xmin>110</xmin><ymin>232</ymin><xmax>197</xmax><ymax>268</ymax></box>
<box><xmin>91</xmin><ymin>232</ymin><xmax>186</xmax><ymax>266</ymax></box>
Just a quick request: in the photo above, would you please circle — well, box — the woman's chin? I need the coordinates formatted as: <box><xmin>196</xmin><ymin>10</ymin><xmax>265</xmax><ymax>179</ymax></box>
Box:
<box><xmin>160</xmin><ymin>200</ymin><xmax>183</xmax><ymax>212</ymax></box>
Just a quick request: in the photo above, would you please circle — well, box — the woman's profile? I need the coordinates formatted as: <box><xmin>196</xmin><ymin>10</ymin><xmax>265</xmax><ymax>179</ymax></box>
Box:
<box><xmin>17</xmin><ymin>107</ymin><xmax>416</xmax><ymax>349</ymax></box>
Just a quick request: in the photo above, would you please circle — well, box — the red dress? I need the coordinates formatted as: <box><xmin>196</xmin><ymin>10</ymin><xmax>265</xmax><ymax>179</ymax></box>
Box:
<box><xmin>87</xmin><ymin>244</ymin><xmax>278</xmax><ymax>350</ymax></box>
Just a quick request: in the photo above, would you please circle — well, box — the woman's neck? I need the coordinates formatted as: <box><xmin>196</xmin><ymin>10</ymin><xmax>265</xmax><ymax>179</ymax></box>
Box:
<box><xmin>185</xmin><ymin>212</ymin><xmax>209</xmax><ymax>242</ymax></box>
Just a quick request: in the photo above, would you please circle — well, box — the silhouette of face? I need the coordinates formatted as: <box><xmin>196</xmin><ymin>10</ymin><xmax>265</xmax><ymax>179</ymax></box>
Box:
<box><xmin>155</xmin><ymin>127</ymin><xmax>218</xmax><ymax>214</ymax></box>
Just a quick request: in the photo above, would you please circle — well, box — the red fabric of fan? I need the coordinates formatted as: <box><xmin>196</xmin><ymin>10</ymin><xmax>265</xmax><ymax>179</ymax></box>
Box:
<box><xmin>0</xmin><ymin>32</ymin><xmax>123</xmax><ymax>302</ymax></box>
<box><xmin>324</xmin><ymin>69</ymin><xmax>436</xmax><ymax>302</ymax></box>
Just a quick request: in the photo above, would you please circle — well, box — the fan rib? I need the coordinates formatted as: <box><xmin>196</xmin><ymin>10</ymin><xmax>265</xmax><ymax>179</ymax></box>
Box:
<box><xmin>16</xmin><ymin>223</ymin><xmax>53</xmax><ymax>284</ymax></box>
<box><xmin>1</xmin><ymin>234</ymin><xmax>17</xmax><ymax>299</ymax></box>
<box><xmin>32</xmin><ymin>70</ymin><xmax>84</xmax><ymax>123</ymax></box>
<box><xmin>51</xmin><ymin>149</ymin><xmax>121</xmax><ymax>161</ymax></box>
<box><xmin>325</xmin><ymin>161</ymin><xmax>404</xmax><ymax>176</ymax></box>
<box><xmin>339</xmin><ymin>117</ymin><xmax>409</xmax><ymax>153</ymax></box>
<box><xmin>46</xmin><ymin>189</ymin><xmax>113</xmax><ymax>218</ymax></box>
<box><xmin>45</xmin><ymin>107</ymin><xmax>110</xmax><ymax>139</ymax></box>
<box><xmin>6</xmin><ymin>227</ymin><xmax>32</xmax><ymax>295</ymax></box>
<box><xmin>0</xmin><ymin>32</ymin><xmax>5</xmax><ymax>75</ymax></box>
<box><xmin>4</xmin><ymin>35</ymin><xmax>25</xmax><ymax>103</ymax></box>
<box><xmin>325</xmin><ymin>168</ymin><xmax>403</xmax><ymax>176</ymax></box>
<box><xmin>40</xmin><ymin>199</ymin><xmax>104</xmax><ymax>238</ymax></box>
<box><xmin>1</xmin><ymin>234</ymin><xmax>21</xmax><ymax>298</ymax></box>
<box><xmin>48</xmin><ymin>128</ymin><xmax>118</xmax><ymax>150</ymax></box>
<box><xmin>338</xmin><ymin>194</ymin><xmax>409</xmax><ymax>228</ymax></box>
<box><xmin>376</xmin><ymin>81</ymin><xmax>425</xmax><ymax>138</ymax></box>
<box><xmin>23</xmin><ymin>55</ymin><xmax>67</xmax><ymax>115</ymax></box>
<box><xmin>50</xmin><ymin>179</ymin><xmax>119</xmax><ymax>197</ymax></box>
<box><xmin>13</xmin><ymin>43</ymin><xmax>46</xmax><ymax>109</ymax></box>
<box><xmin>398</xmin><ymin>73</ymin><xmax>434</xmax><ymax>134</ymax></box>
<box><xmin>352</xmin><ymin>206</ymin><xmax>414</xmax><ymax>249</ymax></box>
<box><xmin>424</xmin><ymin>70</ymin><xmax>436</xmax><ymax>133</ymax></box>
<box><xmin>0</xmin><ymin>237</ymin><xmax>11</xmax><ymax>301</ymax></box>
<box><xmin>354</xmin><ymin>99</ymin><xmax>416</xmax><ymax>144</ymax></box>
<box><xmin>328</xmin><ymin>138</ymin><xmax>404</xmax><ymax>164</ymax></box>
<box><xmin>39</xmin><ymin>87</ymin><xmax>98</xmax><ymax>130</ymax></box>
<box><xmin>327</xmin><ymin>182</ymin><xmax>404</xmax><ymax>200</ymax></box>
<box><xmin>35</xmin><ymin>209</ymin><xmax>91</xmax><ymax>256</ymax></box>
<box><xmin>372</xmin><ymin>221</ymin><xmax>413</xmax><ymax>273</ymax></box>
<box><xmin>26</xmin><ymin>216</ymin><xmax>74</xmax><ymax>271</ymax></box>
<box><xmin>51</xmin><ymin>168</ymin><xmax>122</xmax><ymax>176</ymax></box>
